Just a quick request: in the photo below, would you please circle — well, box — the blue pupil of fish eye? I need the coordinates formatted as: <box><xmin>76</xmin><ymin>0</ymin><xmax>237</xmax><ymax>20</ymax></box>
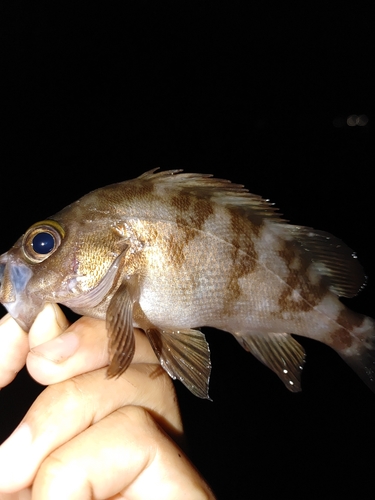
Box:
<box><xmin>31</xmin><ymin>232</ymin><xmax>55</xmax><ymax>254</ymax></box>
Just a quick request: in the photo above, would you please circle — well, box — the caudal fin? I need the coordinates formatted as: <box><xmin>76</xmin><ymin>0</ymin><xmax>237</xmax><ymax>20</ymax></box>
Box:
<box><xmin>335</xmin><ymin>315</ymin><xmax>375</xmax><ymax>392</ymax></box>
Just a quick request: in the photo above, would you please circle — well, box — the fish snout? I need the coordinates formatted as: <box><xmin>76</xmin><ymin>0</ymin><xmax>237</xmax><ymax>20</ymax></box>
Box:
<box><xmin>0</xmin><ymin>256</ymin><xmax>40</xmax><ymax>331</ymax></box>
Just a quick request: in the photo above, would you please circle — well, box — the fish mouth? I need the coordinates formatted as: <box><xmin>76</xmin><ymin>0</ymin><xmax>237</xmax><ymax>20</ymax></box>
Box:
<box><xmin>0</xmin><ymin>254</ymin><xmax>42</xmax><ymax>332</ymax></box>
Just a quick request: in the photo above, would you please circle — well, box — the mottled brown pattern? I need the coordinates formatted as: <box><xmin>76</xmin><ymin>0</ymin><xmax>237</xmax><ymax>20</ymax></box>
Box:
<box><xmin>228</xmin><ymin>210</ymin><xmax>255</xmax><ymax>254</ymax></box>
<box><xmin>227</xmin><ymin>206</ymin><xmax>264</xmax><ymax>238</ymax></box>
<box><xmin>277</xmin><ymin>246</ymin><xmax>326</xmax><ymax>313</ymax></box>
<box><xmin>226</xmin><ymin>250</ymin><xmax>257</xmax><ymax>304</ymax></box>
<box><xmin>174</xmin><ymin>197</ymin><xmax>213</xmax><ymax>231</ymax></box>
<box><xmin>170</xmin><ymin>194</ymin><xmax>192</xmax><ymax>212</ymax></box>
<box><xmin>330</xmin><ymin>328</ymin><xmax>352</xmax><ymax>349</ymax></box>
<box><xmin>336</xmin><ymin>308</ymin><xmax>365</xmax><ymax>331</ymax></box>
<box><xmin>172</xmin><ymin>219</ymin><xmax>201</xmax><ymax>253</ymax></box>
<box><xmin>91</xmin><ymin>180</ymin><xmax>157</xmax><ymax>213</ymax></box>
<box><xmin>223</xmin><ymin>209</ymin><xmax>258</xmax><ymax>315</ymax></box>
<box><xmin>192</xmin><ymin>198</ymin><xmax>214</xmax><ymax>231</ymax></box>
<box><xmin>166</xmin><ymin>233</ymin><xmax>187</xmax><ymax>268</ymax></box>
<box><xmin>175</xmin><ymin>215</ymin><xmax>189</xmax><ymax>231</ymax></box>
<box><xmin>75</xmin><ymin>230</ymin><xmax>124</xmax><ymax>292</ymax></box>
<box><xmin>124</xmin><ymin>181</ymin><xmax>156</xmax><ymax>202</ymax></box>
<box><xmin>168</xmin><ymin>196</ymin><xmax>214</xmax><ymax>266</ymax></box>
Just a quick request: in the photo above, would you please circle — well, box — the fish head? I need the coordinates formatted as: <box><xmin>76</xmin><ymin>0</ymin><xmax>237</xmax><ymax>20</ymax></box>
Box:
<box><xmin>0</xmin><ymin>203</ymin><xmax>130</xmax><ymax>331</ymax></box>
<box><xmin>0</xmin><ymin>220</ymin><xmax>65</xmax><ymax>330</ymax></box>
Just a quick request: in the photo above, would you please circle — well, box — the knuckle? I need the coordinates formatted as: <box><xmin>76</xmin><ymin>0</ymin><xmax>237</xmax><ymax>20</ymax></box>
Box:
<box><xmin>119</xmin><ymin>404</ymin><xmax>153</xmax><ymax>425</ymax></box>
<box><xmin>36</xmin><ymin>453</ymin><xmax>88</xmax><ymax>495</ymax></box>
<box><xmin>43</xmin><ymin>376</ymin><xmax>87</xmax><ymax>413</ymax></box>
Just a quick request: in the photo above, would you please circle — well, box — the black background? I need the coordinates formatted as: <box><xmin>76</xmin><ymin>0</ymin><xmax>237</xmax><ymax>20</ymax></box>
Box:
<box><xmin>0</xmin><ymin>3</ymin><xmax>374</xmax><ymax>498</ymax></box>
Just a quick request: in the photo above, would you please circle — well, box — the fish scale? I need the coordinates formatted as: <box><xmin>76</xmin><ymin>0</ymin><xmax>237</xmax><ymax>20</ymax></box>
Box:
<box><xmin>0</xmin><ymin>169</ymin><xmax>374</xmax><ymax>398</ymax></box>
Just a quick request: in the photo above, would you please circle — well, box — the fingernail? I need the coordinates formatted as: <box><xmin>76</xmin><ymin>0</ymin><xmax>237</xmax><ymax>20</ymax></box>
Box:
<box><xmin>51</xmin><ymin>303</ymin><xmax>70</xmax><ymax>331</ymax></box>
<box><xmin>31</xmin><ymin>331</ymin><xmax>80</xmax><ymax>363</ymax></box>
<box><xmin>0</xmin><ymin>423</ymin><xmax>33</xmax><ymax>490</ymax></box>
<box><xmin>35</xmin><ymin>304</ymin><xmax>69</xmax><ymax>332</ymax></box>
<box><xmin>29</xmin><ymin>304</ymin><xmax>70</xmax><ymax>349</ymax></box>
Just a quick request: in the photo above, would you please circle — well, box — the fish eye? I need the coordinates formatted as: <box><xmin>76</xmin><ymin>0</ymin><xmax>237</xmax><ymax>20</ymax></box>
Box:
<box><xmin>31</xmin><ymin>232</ymin><xmax>55</xmax><ymax>254</ymax></box>
<box><xmin>22</xmin><ymin>220</ymin><xmax>64</xmax><ymax>263</ymax></box>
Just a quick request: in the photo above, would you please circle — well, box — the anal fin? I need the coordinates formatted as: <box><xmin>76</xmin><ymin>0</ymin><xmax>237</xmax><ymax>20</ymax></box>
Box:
<box><xmin>241</xmin><ymin>333</ymin><xmax>306</xmax><ymax>392</ymax></box>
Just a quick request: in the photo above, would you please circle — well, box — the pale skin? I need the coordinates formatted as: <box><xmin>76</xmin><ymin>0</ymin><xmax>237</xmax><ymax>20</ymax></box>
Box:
<box><xmin>0</xmin><ymin>304</ymin><xmax>215</xmax><ymax>499</ymax></box>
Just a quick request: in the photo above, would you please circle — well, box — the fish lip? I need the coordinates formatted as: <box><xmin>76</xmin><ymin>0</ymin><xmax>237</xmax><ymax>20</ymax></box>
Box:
<box><xmin>0</xmin><ymin>259</ymin><xmax>33</xmax><ymax>302</ymax></box>
<box><xmin>0</xmin><ymin>253</ymin><xmax>41</xmax><ymax>332</ymax></box>
<box><xmin>9</xmin><ymin>262</ymin><xmax>33</xmax><ymax>295</ymax></box>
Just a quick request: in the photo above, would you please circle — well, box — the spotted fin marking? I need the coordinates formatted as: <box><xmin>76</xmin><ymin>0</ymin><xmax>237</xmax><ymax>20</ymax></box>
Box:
<box><xmin>145</xmin><ymin>327</ymin><xmax>212</xmax><ymax>399</ymax></box>
<box><xmin>106</xmin><ymin>281</ymin><xmax>136</xmax><ymax>378</ymax></box>
<box><xmin>241</xmin><ymin>333</ymin><xmax>306</xmax><ymax>392</ymax></box>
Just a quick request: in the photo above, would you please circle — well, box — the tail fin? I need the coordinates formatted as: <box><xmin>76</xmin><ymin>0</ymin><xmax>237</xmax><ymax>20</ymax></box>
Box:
<box><xmin>334</xmin><ymin>315</ymin><xmax>375</xmax><ymax>392</ymax></box>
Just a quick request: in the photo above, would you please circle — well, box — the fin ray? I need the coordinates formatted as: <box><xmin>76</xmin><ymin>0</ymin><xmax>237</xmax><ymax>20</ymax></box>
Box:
<box><xmin>241</xmin><ymin>333</ymin><xmax>306</xmax><ymax>392</ymax></box>
<box><xmin>135</xmin><ymin>169</ymin><xmax>285</xmax><ymax>223</ymax></box>
<box><xmin>106</xmin><ymin>282</ymin><xmax>135</xmax><ymax>378</ymax></box>
<box><xmin>145</xmin><ymin>327</ymin><xmax>212</xmax><ymax>399</ymax></box>
<box><xmin>280</xmin><ymin>225</ymin><xmax>366</xmax><ymax>298</ymax></box>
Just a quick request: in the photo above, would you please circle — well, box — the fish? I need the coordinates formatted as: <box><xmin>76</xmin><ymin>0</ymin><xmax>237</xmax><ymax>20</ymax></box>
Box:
<box><xmin>0</xmin><ymin>169</ymin><xmax>374</xmax><ymax>398</ymax></box>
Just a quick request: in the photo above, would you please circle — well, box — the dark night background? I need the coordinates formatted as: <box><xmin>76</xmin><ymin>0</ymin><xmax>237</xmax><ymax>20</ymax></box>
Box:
<box><xmin>0</xmin><ymin>3</ymin><xmax>374</xmax><ymax>498</ymax></box>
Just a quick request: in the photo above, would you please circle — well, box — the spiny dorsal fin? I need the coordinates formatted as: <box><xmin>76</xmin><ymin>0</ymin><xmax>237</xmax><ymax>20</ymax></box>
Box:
<box><xmin>136</xmin><ymin>169</ymin><xmax>286</xmax><ymax>224</ymax></box>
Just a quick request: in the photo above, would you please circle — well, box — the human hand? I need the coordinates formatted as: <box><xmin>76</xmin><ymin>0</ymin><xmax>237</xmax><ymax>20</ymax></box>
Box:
<box><xmin>0</xmin><ymin>306</ymin><xmax>215</xmax><ymax>499</ymax></box>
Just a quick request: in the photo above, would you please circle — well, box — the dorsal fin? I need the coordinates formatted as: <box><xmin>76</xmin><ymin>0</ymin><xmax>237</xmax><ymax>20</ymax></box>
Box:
<box><xmin>136</xmin><ymin>169</ymin><xmax>286</xmax><ymax>224</ymax></box>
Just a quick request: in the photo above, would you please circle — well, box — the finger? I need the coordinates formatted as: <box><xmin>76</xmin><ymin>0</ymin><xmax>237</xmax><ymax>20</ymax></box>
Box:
<box><xmin>0</xmin><ymin>314</ymin><xmax>29</xmax><ymax>388</ymax></box>
<box><xmin>32</xmin><ymin>406</ymin><xmax>214</xmax><ymax>500</ymax></box>
<box><xmin>0</xmin><ymin>490</ymin><xmax>31</xmax><ymax>500</ymax></box>
<box><xmin>0</xmin><ymin>303</ymin><xmax>69</xmax><ymax>389</ymax></box>
<box><xmin>0</xmin><ymin>363</ymin><xmax>182</xmax><ymax>493</ymax></box>
<box><xmin>28</xmin><ymin>304</ymin><xmax>70</xmax><ymax>349</ymax></box>
<box><xmin>27</xmin><ymin>318</ymin><xmax>158</xmax><ymax>385</ymax></box>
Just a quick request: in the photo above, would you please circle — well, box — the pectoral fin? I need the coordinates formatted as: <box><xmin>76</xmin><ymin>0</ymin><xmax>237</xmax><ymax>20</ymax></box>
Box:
<box><xmin>106</xmin><ymin>281</ymin><xmax>136</xmax><ymax>378</ymax></box>
<box><xmin>105</xmin><ymin>284</ymin><xmax>212</xmax><ymax>398</ymax></box>
<box><xmin>145</xmin><ymin>327</ymin><xmax>212</xmax><ymax>399</ymax></box>
<box><xmin>240</xmin><ymin>333</ymin><xmax>306</xmax><ymax>392</ymax></box>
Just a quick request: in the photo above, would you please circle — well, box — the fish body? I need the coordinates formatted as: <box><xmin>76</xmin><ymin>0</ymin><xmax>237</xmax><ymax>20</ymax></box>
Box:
<box><xmin>1</xmin><ymin>169</ymin><xmax>374</xmax><ymax>398</ymax></box>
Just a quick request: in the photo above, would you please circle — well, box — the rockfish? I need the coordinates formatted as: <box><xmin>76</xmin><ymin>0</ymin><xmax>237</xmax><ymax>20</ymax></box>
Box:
<box><xmin>0</xmin><ymin>169</ymin><xmax>374</xmax><ymax>398</ymax></box>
